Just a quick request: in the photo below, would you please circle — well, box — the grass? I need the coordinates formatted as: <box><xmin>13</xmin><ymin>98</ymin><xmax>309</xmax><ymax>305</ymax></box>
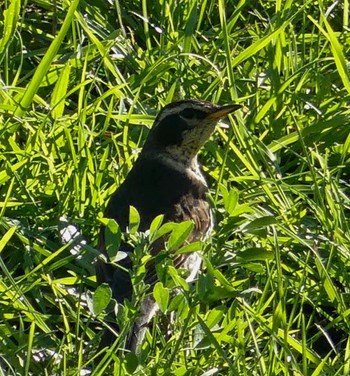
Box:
<box><xmin>1</xmin><ymin>0</ymin><xmax>350</xmax><ymax>374</ymax></box>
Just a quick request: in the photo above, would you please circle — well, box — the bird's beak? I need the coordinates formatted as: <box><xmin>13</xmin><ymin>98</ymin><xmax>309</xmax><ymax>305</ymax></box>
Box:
<box><xmin>207</xmin><ymin>104</ymin><xmax>242</xmax><ymax>120</ymax></box>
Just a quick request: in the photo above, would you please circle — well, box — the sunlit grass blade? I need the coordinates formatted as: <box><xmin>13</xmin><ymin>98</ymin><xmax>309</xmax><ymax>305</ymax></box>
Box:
<box><xmin>0</xmin><ymin>0</ymin><xmax>21</xmax><ymax>58</ymax></box>
<box><xmin>15</xmin><ymin>0</ymin><xmax>80</xmax><ymax>116</ymax></box>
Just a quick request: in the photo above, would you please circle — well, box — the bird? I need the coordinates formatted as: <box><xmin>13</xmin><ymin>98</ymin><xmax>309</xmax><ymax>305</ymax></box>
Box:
<box><xmin>96</xmin><ymin>98</ymin><xmax>241</xmax><ymax>354</ymax></box>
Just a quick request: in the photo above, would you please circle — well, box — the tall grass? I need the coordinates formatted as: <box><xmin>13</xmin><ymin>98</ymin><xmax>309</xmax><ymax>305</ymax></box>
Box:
<box><xmin>1</xmin><ymin>0</ymin><xmax>350</xmax><ymax>375</ymax></box>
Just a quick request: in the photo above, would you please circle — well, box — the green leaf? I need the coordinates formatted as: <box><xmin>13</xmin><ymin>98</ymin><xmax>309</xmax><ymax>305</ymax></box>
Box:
<box><xmin>206</xmin><ymin>307</ymin><xmax>225</xmax><ymax>329</ymax></box>
<box><xmin>268</xmin><ymin>132</ymin><xmax>300</xmax><ymax>153</ymax></box>
<box><xmin>220</xmin><ymin>184</ymin><xmax>239</xmax><ymax>215</ymax></box>
<box><xmin>91</xmin><ymin>283</ymin><xmax>112</xmax><ymax>316</ymax></box>
<box><xmin>167</xmin><ymin>220</ymin><xmax>194</xmax><ymax>251</ymax></box>
<box><xmin>153</xmin><ymin>282</ymin><xmax>169</xmax><ymax>313</ymax></box>
<box><xmin>175</xmin><ymin>241</ymin><xmax>202</xmax><ymax>255</ymax></box>
<box><xmin>198</xmin><ymin>258</ymin><xmax>236</xmax><ymax>302</ymax></box>
<box><xmin>168</xmin><ymin>293</ymin><xmax>189</xmax><ymax>320</ymax></box>
<box><xmin>205</xmin><ymin>256</ymin><xmax>234</xmax><ymax>292</ymax></box>
<box><xmin>237</xmin><ymin>248</ymin><xmax>274</xmax><ymax>262</ymax></box>
<box><xmin>124</xmin><ymin>351</ymin><xmax>139</xmax><ymax>373</ymax></box>
<box><xmin>0</xmin><ymin>226</ymin><xmax>17</xmax><ymax>253</ymax></box>
<box><xmin>241</xmin><ymin>263</ymin><xmax>266</xmax><ymax>273</ymax></box>
<box><xmin>0</xmin><ymin>0</ymin><xmax>21</xmax><ymax>57</ymax></box>
<box><xmin>315</xmin><ymin>257</ymin><xmax>338</xmax><ymax>304</ymax></box>
<box><xmin>105</xmin><ymin>219</ymin><xmax>121</xmax><ymax>259</ymax></box>
<box><xmin>0</xmin><ymin>159</ymin><xmax>28</xmax><ymax>185</ymax></box>
<box><xmin>150</xmin><ymin>221</ymin><xmax>176</xmax><ymax>243</ymax></box>
<box><xmin>168</xmin><ymin>293</ymin><xmax>186</xmax><ymax>312</ymax></box>
<box><xmin>244</xmin><ymin>216</ymin><xmax>277</xmax><ymax>230</ymax></box>
<box><xmin>173</xmin><ymin>366</ymin><xmax>187</xmax><ymax>376</ymax></box>
<box><xmin>272</xmin><ymin>301</ymin><xmax>285</xmax><ymax>332</ymax></box>
<box><xmin>149</xmin><ymin>214</ymin><xmax>164</xmax><ymax>233</ymax></box>
<box><xmin>167</xmin><ymin>265</ymin><xmax>189</xmax><ymax>291</ymax></box>
<box><xmin>149</xmin><ymin>214</ymin><xmax>165</xmax><ymax>242</ymax></box>
<box><xmin>128</xmin><ymin>206</ymin><xmax>140</xmax><ymax>234</ymax></box>
<box><xmin>51</xmin><ymin>63</ymin><xmax>71</xmax><ymax>119</ymax></box>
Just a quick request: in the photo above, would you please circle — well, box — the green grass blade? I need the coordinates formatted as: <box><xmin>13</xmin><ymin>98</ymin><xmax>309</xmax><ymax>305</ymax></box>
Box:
<box><xmin>0</xmin><ymin>0</ymin><xmax>21</xmax><ymax>58</ymax></box>
<box><xmin>15</xmin><ymin>0</ymin><xmax>80</xmax><ymax>116</ymax></box>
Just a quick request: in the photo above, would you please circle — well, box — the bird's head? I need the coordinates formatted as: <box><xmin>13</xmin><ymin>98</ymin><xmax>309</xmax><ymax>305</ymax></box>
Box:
<box><xmin>142</xmin><ymin>99</ymin><xmax>241</xmax><ymax>166</ymax></box>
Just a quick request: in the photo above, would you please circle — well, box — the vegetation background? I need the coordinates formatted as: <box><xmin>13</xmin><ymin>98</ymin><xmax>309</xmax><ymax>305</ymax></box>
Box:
<box><xmin>1</xmin><ymin>0</ymin><xmax>350</xmax><ymax>374</ymax></box>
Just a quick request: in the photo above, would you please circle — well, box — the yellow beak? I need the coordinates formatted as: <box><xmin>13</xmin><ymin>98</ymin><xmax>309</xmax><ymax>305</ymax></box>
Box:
<box><xmin>207</xmin><ymin>104</ymin><xmax>242</xmax><ymax>120</ymax></box>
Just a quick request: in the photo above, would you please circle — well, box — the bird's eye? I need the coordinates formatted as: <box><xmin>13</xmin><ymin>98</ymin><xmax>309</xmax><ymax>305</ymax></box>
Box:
<box><xmin>179</xmin><ymin>108</ymin><xmax>196</xmax><ymax>119</ymax></box>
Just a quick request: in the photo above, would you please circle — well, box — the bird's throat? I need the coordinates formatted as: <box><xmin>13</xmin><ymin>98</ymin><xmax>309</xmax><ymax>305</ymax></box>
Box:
<box><xmin>157</xmin><ymin>151</ymin><xmax>208</xmax><ymax>187</ymax></box>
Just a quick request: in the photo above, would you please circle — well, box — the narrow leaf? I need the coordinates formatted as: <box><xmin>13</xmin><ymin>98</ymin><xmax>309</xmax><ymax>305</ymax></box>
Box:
<box><xmin>0</xmin><ymin>226</ymin><xmax>16</xmax><ymax>253</ymax></box>
<box><xmin>0</xmin><ymin>0</ymin><xmax>21</xmax><ymax>56</ymax></box>
<box><xmin>51</xmin><ymin>63</ymin><xmax>71</xmax><ymax>119</ymax></box>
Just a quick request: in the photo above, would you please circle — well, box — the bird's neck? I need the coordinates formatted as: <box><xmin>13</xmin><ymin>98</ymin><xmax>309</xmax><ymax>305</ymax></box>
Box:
<box><xmin>164</xmin><ymin>154</ymin><xmax>207</xmax><ymax>186</ymax></box>
<box><xmin>164</xmin><ymin>144</ymin><xmax>201</xmax><ymax>168</ymax></box>
<box><xmin>142</xmin><ymin>148</ymin><xmax>207</xmax><ymax>187</ymax></box>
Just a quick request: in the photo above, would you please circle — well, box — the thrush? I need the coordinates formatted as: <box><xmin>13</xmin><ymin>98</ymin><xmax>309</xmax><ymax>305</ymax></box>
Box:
<box><xmin>96</xmin><ymin>99</ymin><xmax>241</xmax><ymax>353</ymax></box>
